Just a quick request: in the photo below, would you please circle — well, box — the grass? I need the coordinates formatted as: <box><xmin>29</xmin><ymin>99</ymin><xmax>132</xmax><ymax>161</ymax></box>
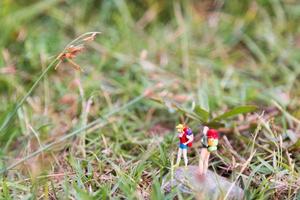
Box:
<box><xmin>0</xmin><ymin>0</ymin><xmax>300</xmax><ymax>199</ymax></box>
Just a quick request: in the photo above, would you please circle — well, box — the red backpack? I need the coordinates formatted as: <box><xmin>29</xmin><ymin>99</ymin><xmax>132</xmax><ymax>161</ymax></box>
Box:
<box><xmin>184</xmin><ymin>127</ymin><xmax>193</xmax><ymax>147</ymax></box>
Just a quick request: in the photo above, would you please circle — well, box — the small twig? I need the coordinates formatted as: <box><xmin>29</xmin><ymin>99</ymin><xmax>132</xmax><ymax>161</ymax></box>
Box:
<box><xmin>223</xmin><ymin>136</ymin><xmax>246</xmax><ymax>163</ymax></box>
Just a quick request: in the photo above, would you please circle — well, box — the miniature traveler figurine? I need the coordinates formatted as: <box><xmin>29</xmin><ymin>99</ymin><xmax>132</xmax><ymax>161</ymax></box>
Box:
<box><xmin>199</xmin><ymin>126</ymin><xmax>219</xmax><ymax>175</ymax></box>
<box><xmin>175</xmin><ymin>124</ymin><xmax>194</xmax><ymax>167</ymax></box>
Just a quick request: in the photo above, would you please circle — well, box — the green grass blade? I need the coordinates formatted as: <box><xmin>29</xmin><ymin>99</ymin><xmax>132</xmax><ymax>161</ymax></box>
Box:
<box><xmin>212</xmin><ymin>105</ymin><xmax>258</xmax><ymax>121</ymax></box>
<box><xmin>194</xmin><ymin>105</ymin><xmax>209</xmax><ymax>122</ymax></box>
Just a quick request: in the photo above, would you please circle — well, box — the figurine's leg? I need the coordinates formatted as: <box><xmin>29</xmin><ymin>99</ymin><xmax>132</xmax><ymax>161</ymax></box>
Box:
<box><xmin>199</xmin><ymin>148</ymin><xmax>206</xmax><ymax>174</ymax></box>
<box><xmin>203</xmin><ymin>151</ymin><xmax>210</xmax><ymax>174</ymax></box>
<box><xmin>183</xmin><ymin>148</ymin><xmax>188</xmax><ymax>167</ymax></box>
<box><xmin>176</xmin><ymin>148</ymin><xmax>182</xmax><ymax>166</ymax></box>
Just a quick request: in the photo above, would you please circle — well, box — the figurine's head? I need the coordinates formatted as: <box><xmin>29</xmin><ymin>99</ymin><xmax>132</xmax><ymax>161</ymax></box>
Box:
<box><xmin>176</xmin><ymin>124</ymin><xmax>184</xmax><ymax>133</ymax></box>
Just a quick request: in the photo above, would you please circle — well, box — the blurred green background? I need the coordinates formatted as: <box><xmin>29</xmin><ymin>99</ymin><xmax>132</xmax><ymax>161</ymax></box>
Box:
<box><xmin>0</xmin><ymin>0</ymin><xmax>300</xmax><ymax>199</ymax></box>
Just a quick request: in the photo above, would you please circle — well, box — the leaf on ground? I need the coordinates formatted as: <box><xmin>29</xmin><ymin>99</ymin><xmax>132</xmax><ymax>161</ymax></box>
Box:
<box><xmin>212</xmin><ymin>105</ymin><xmax>258</xmax><ymax>121</ymax></box>
<box><xmin>204</xmin><ymin>121</ymin><xmax>225</xmax><ymax>128</ymax></box>
<box><xmin>194</xmin><ymin>105</ymin><xmax>209</xmax><ymax>122</ymax></box>
<box><xmin>174</xmin><ymin>104</ymin><xmax>203</xmax><ymax>122</ymax></box>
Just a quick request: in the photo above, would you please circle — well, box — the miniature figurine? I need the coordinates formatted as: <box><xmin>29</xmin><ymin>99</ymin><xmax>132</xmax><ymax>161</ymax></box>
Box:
<box><xmin>175</xmin><ymin>124</ymin><xmax>194</xmax><ymax>167</ymax></box>
<box><xmin>199</xmin><ymin>126</ymin><xmax>219</xmax><ymax>175</ymax></box>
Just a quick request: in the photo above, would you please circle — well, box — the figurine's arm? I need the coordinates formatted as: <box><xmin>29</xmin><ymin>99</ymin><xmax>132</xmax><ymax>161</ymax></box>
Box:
<box><xmin>183</xmin><ymin>134</ymin><xmax>194</xmax><ymax>145</ymax></box>
<box><xmin>203</xmin><ymin>126</ymin><xmax>209</xmax><ymax>135</ymax></box>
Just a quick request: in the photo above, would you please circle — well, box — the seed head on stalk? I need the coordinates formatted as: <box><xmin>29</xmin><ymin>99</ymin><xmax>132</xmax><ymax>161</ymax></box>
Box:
<box><xmin>55</xmin><ymin>32</ymin><xmax>100</xmax><ymax>72</ymax></box>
